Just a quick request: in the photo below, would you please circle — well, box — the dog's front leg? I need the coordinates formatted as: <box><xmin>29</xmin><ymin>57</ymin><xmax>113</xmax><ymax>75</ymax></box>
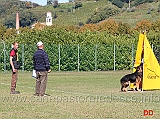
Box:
<box><xmin>127</xmin><ymin>81</ymin><xmax>130</xmax><ymax>91</ymax></box>
<box><xmin>133</xmin><ymin>82</ymin><xmax>136</xmax><ymax>91</ymax></box>
<box><xmin>136</xmin><ymin>77</ymin><xmax>141</xmax><ymax>91</ymax></box>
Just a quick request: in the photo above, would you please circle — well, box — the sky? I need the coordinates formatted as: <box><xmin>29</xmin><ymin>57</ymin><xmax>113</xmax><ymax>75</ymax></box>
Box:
<box><xmin>21</xmin><ymin>0</ymin><xmax>69</xmax><ymax>6</ymax></box>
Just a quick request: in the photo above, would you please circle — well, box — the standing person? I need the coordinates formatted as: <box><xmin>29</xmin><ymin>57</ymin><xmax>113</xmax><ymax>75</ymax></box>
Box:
<box><xmin>10</xmin><ymin>42</ymin><xmax>20</xmax><ymax>94</ymax></box>
<box><xmin>33</xmin><ymin>41</ymin><xmax>51</xmax><ymax>96</ymax></box>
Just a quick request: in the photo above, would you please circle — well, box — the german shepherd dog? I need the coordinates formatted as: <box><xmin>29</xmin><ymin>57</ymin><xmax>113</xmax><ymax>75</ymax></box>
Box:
<box><xmin>120</xmin><ymin>64</ymin><xmax>143</xmax><ymax>92</ymax></box>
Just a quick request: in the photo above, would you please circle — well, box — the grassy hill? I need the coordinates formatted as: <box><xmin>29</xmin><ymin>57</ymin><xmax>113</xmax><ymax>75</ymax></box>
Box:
<box><xmin>31</xmin><ymin>0</ymin><xmax>119</xmax><ymax>26</ymax></box>
<box><xmin>109</xmin><ymin>2</ymin><xmax>160</xmax><ymax>27</ymax></box>
<box><xmin>23</xmin><ymin>0</ymin><xmax>160</xmax><ymax>27</ymax></box>
<box><xmin>0</xmin><ymin>0</ymin><xmax>160</xmax><ymax>28</ymax></box>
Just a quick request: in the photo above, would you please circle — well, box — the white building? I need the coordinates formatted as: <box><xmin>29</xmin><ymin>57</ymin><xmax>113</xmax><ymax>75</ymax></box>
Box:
<box><xmin>46</xmin><ymin>12</ymin><xmax>52</xmax><ymax>26</ymax></box>
<box><xmin>31</xmin><ymin>12</ymin><xmax>53</xmax><ymax>28</ymax></box>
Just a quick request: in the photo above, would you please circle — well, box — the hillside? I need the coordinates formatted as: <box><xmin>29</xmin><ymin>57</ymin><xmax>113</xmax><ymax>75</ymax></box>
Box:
<box><xmin>0</xmin><ymin>0</ymin><xmax>40</xmax><ymax>28</ymax></box>
<box><xmin>109</xmin><ymin>1</ymin><xmax>160</xmax><ymax>26</ymax></box>
<box><xmin>32</xmin><ymin>0</ymin><xmax>160</xmax><ymax>27</ymax></box>
<box><xmin>0</xmin><ymin>0</ymin><xmax>160</xmax><ymax>28</ymax></box>
<box><xmin>33</xmin><ymin>0</ymin><xmax>120</xmax><ymax>26</ymax></box>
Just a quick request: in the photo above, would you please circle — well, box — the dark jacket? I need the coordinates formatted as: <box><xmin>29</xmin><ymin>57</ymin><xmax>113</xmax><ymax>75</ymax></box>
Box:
<box><xmin>33</xmin><ymin>49</ymin><xmax>50</xmax><ymax>71</ymax></box>
<box><xmin>10</xmin><ymin>48</ymin><xmax>20</xmax><ymax>69</ymax></box>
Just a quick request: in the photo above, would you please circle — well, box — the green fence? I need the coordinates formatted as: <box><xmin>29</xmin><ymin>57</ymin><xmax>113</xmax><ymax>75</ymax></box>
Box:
<box><xmin>0</xmin><ymin>43</ymin><xmax>160</xmax><ymax>72</ymax></box>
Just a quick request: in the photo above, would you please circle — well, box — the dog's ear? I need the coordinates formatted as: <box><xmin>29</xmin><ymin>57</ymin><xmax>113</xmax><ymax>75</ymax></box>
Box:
<box><xmin>140</xmin><ymin>63</ymin><xmax>143</xmax><ymax>67</ymax></box>
<box><xmin>135</xmin><ymin>66</ymin><xmax>141</xmax><ymax>71</ymax></box>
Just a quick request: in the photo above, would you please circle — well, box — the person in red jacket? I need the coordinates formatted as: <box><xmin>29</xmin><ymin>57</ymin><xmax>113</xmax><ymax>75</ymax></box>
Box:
<box><xmin>10</xmin><ymin>42</ymin><xmax>20</xmax><ymax>94</ymax></box>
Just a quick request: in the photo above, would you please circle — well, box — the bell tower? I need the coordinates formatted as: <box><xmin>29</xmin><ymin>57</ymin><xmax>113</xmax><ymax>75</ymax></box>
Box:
<box><xmin>46</xmin><ymin>12</ymin><xmax>52</xmax><ymax>26</ymax></box>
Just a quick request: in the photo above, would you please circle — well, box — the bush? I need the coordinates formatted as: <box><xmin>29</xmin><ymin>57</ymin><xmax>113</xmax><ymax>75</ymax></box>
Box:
<box><xmin>110</xmin><ymin>0</ymin><xmax>124</xmax><ymax>8</ymax></box>
<box><xmin>74</xmin><ymin>2</ymin><xmax>82</xmax><ymax>9</ymax></box>
<box><xmin>67</xmin><ymin>8</ymin><xmax>71</xmax><ymax>12</ymax></box>
<box><xmin>79</xmin><ymin>22</ymin><xmax>84</xmax><ymax>26</ymax></box>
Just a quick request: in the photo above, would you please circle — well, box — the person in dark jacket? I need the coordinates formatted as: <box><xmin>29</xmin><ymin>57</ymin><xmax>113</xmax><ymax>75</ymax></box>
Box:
<box><xmin>33</xmin><ymin>41</ymin><xmax>51</xmax><ymax>96</ymax></box>
<box><xmin>10</xmin><ymin>42</ymin><xmax>20</xmax><ymax>94</ymax></box>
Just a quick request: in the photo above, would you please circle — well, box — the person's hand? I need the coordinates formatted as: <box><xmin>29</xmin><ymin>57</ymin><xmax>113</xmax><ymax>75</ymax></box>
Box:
<box><xmin>48</xmin><ymin>69</ymin><xmax>51</xmax><ymax>73</ymax></box>
<box><xmin>13</xmin><ymin>68</ymin><xmax>16</xmax><ymax>73</ymax></box>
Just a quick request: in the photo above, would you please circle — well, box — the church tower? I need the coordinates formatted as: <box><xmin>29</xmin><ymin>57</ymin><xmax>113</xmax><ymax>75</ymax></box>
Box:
<box><xmin>46</xmin><ymin>12</ymin><xmax>52</xmax><ymax>26</ymax></box>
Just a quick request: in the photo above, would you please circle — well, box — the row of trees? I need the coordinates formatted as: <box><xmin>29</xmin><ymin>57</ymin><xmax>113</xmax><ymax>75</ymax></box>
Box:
<box><xmin>0</xmin><ymin>19</ymin><xmax>160</xmax><ymax>45</ymax></box>
<box><xmin>0</xmin><ymin>19</ymin><xmax>160</xmax><ymax>71</ymax></box>
<box><xmin>0</xmin><ymin>29</ymin><xmax>160</xmax><ymax>71</ymax></box>
<box><xmin>0</xmin><ymin>44</ymin><xmax>137</xmax><ymax>71</ymax></box>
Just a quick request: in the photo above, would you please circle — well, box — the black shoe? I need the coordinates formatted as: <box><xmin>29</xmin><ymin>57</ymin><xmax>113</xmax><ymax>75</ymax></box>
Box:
<box><xmin>10</xmin><ymin>91</ymin><xmax>20</xmax><ymax>94</ymax></box>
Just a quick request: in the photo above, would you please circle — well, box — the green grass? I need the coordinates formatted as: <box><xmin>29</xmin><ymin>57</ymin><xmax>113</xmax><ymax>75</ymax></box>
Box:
<box><xmin>0</xmin><ymin>71</ymin><xmax>160</xmax><ymax>119</ymax></box>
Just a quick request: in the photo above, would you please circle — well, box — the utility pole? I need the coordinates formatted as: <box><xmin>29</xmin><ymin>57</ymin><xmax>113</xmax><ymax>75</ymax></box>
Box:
<box><xmin>129</xmin><ymin>0</ymin><xmax>131</xmax><ymax>10</ymax></box>
<box><xmin>73</xmin><ymin>0</ymin><xmax>75</xmax><ymax>12</ymax></box>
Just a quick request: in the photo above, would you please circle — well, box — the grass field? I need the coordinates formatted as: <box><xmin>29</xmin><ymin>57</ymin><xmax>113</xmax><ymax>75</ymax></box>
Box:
<box><xmin>0</xmin><ymin>71</ymin><xmax>160</xmax><ymax>119</ymax></box>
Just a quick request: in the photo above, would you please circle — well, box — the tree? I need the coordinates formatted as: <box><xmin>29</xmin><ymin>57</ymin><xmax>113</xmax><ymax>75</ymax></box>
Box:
<box><xmin>34</xmin><ymin>22</ymin><xmax>46</xmax><ymax>30</ymax></box>
<box><xmin>20</xmin><ymin>11</ymin><xmax>37</xmax><ymax>27</ymax></box>
<box><xmin>135</xmin><ymin>20</ymin><xmax>152</xmax><ymax>32</ymax></box>
<box><xmin>109</xmin><ymin>0</ymin><xmax>125</xmax><ymax>8</ymax></box>
<box><xmin>117</xmin><ymin>22</ymin><xmax>132</xmax><ymax>34</ymax></box>
<box><xmin>3</xmin><ymin>28</ymin><xmax>17</xmax><ymax>40</ymax></box>
<box><xmin>53</xmin><ymin>0</ymin><xmax>59</xmax><ymax>8</ymax></box>
<box><xmin>79</xmin><ymin>24</ymin><xmax>98</xmax><ymax>32</ymax></box>
<box><xmin>98</xmin><ymin>20</ymin><xmax>118</xmax><ymax>34</ymax></box>
<box><xmin>25</xmin><ymin>1</ymin><xmax>33</xmax><ymax>9</ymax></box>
<box><xmin>4</xmin><ymin>15</ymin><xmax>15</xmax><ymax>28</ymax></box>
<box><xmin>151</xmin><ymin>20</ymin><xmax>160</xmax><ymax>32</ymax></box>
<box><xmin>75</xmin><ymin>1</ymin><xmax>82</xmax><ymax>9</ymax></box>
<box><xmin>47</xmin><ymin>0</ymin><xmax>53</xmax><ymax>5</ymax></box>
<box><xmin>53</xmin><ymin>13</ymin><xmax>58</xmax><ymax>18</ymax></box>
<box><xmin>0</xmin><ymin>24</ymin><xmax>6</xmax><ymax>39</ymax></box>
